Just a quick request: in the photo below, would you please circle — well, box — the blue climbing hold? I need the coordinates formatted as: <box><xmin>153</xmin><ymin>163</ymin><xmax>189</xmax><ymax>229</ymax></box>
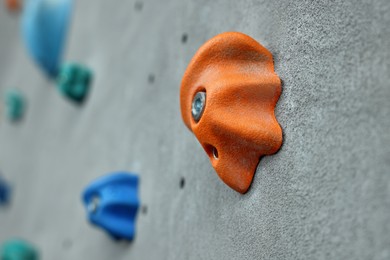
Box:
<box><xmin>22</xmin><ymin>0</ymin><xmax>73</xmax><ymax>78</ymax></box>
<box><xmin>82</xmin><ymin>172</ymin><xmax>140</xmax><ymax>241</ymax></box>
<box><xmin>0</xmin><ymin>175</ymin><xmax>11</xmax><ymax>206</ymax></box>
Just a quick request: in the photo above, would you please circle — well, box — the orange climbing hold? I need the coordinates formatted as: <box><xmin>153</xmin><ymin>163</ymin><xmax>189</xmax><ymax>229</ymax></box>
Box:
<box><xmin>180</xmin><ymin>32</ymin><xmax>283</xmax><ymax>194</ymax></box>
<box><xmin>4</xmin><ymin>0</ymin><xmax>20</xmax><ymax>12</ymax></box>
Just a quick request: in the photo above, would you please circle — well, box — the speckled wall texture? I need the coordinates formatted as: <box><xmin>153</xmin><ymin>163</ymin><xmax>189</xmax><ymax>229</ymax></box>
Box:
<box><xmin>0</xmin><ymin>0</ymin><xmax>389</xmax><ymax>259</ymax></box>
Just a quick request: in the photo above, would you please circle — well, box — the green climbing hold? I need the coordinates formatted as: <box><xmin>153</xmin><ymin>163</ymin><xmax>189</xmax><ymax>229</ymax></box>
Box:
<box><xmin>4</xmin><ymin>89</ymin><xmax>25</xmax><ymax>121</ymax></box>
<box><xmin>57</xmin><ymin>63</ymin><xmax>92</xmax><ymax>103</ymax></box>
<box><xmin>0</xmin><ymin>239</ymin><xmax>39</xmax><ymax>260</ymax></box>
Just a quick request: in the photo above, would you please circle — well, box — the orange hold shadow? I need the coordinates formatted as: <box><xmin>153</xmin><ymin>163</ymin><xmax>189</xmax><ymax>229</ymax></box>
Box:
<box><xmin>180</xmin><ymin>32</ymin><xmax>283</xmax><ymax>194</ymax></box>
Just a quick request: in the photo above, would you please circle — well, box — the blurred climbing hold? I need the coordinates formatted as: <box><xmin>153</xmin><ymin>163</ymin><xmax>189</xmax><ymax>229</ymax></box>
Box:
<box><xmin>4</xmin><ymin>89</ymin><xmax>25</xmax><ymax>121</ymax></box>
<box><xmin>4</xmin><ymin>0</ymin><xmax>21</xmax><ymax>12</ymax></box>
<box><xmin>180</xmin><ymin>32</ymin><xmax>283</xmax><ymax>194</ymax></box>
<box><xmin>20</xmin><ymin>0</ymin><xmax>94</xmax><ymax>105</ymax></box>
<box><xmin>57</xmin><ymin>63</ymin><xmax>92</xmax><ymax>103</ymax></box>
<box><xmin>21</xmin><ymin>0</ymin><xmax>73</xmax><ymax>77</ymax></box>
<box><xmin>0</xmin><ymin>239</ymin><xmax>39</xmax><ymax>260</ymax></box>
<box><xmin>82</xmin><ymin>172</ymin><xmax>140</xmax><ymax>241</ymax></box>
<box><xmin>0</xmin><ymin>174</ymin><xmax>11</xmax><ymax>206</ymax></box>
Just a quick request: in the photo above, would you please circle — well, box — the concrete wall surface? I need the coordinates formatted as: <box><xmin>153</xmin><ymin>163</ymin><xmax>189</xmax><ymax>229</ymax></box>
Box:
<box><xmin>0</xmin><ymin>0</ymin><xmax>389</xmax><ymax>259</ymax></box>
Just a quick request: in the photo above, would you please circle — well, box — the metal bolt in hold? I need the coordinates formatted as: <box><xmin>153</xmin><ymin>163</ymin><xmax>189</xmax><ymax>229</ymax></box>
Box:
<box><xmin>87</xmin><ymin>196</ymin><xmax>100</xmax><ymax>214</ymax></box>
<box><xmin>191</xmin><ymin>91</ymin><xmax>206</xmax><ymax>122</ymax></box>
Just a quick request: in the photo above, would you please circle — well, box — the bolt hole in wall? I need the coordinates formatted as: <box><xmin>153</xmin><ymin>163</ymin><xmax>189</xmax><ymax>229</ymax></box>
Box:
<box><xmin>148</xmin><ymin>74</ymin><xmax>155</xmax><ymax>84</ymax></box>
<box><xmin>179</xmin><ymin>177</ymin><xmax>185</xmax><ymax>189</ymax></box>
<box><xmin>62</xmin><ymin>239</ymin><xmax>72</xmax><ymax>250</ymax></box>
<box><xmin>181</xmin><ymin>33</ymin><xmax>188</xmax><ymax>44</ymax></box>
<box><xmin>141</xmin><ymin>205</ymin><xmax>147</xmax><ymax>215</ymax></box>
<box><xmin>134</xmin><ymin>1</ymin><xmax>143</xmax><ymax>11</ymax></box>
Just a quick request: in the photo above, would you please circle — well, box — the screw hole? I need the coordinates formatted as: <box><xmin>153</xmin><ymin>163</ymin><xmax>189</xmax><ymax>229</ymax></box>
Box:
<box><xmin>62</xmin><ymin>239</ymin><xmax>73</xmax><ymax>250</ymax></box>
<box><xmin>179</xmin><ymin>177</ymin><xmax>185</xmax><ymax>189</ymax></box>
<box><xmin>134</xmin><ymin>1</ymin><xmax>143</xmax><ymax>11</ymax></box>
<box><xmin>148</xmin><ymin>74</ymin><xmax>155</xmax><ymax>84</ymax></box>
<box><xmin>212</xmin><ymin>147</ymin><xmax>219</xmax><ymax>159</ymax></box>
<box><xmin>141</xmin><ymin>205</ymin><xmax>147</xmax><ymax>215</ymax></box>
<box><xmin>181</xmin><ymin>33</ymin><xmax>188</xmax><ymax>44</ymax></box>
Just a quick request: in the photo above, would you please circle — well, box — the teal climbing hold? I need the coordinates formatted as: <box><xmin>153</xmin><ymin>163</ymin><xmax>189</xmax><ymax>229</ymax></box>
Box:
<box><xmin>0</xmin><ymin>239</ymin><xmax>39</xmax><ymax>260</ymax></box>
<box><xmin>4</xmin><ymin>89</ymin><xmax>25</xmax><ymax>121</ymax></box>
<box><xmin>57</xmin><ymin>63</ymin><xmax>92</xmax><ymax>103</ymax></box>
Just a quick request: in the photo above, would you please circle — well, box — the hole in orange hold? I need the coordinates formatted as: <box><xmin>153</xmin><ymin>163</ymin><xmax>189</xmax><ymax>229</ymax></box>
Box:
<box><xmin>212</xmin><ymin>147</ymin><xmax>219</xmax><ymax>159</ymax></box>
<box><xmin>204</xmin><ymin>144</ymin><xmax>219</xmax><ymax>160</ymax></box>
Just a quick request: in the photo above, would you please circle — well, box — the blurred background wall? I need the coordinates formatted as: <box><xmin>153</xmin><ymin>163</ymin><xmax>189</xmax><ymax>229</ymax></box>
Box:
<box><xmin>0</xmin><ymin>0</ymin><xmax>389</xmax><ymax>259</ymax></box>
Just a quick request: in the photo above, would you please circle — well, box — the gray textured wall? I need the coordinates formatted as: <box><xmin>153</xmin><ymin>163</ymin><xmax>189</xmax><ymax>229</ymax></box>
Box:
<box><xmin>0</xmin><ymin>0</ymin><xmax>389</xmax><ymax>259</ymax></box>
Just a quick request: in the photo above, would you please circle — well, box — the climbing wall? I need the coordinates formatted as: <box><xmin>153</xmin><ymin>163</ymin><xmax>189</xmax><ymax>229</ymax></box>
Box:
<box><xmin>1</xmin><ymin>0</ymin><xmax>390</xmax><ymax>259</ymax></box>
